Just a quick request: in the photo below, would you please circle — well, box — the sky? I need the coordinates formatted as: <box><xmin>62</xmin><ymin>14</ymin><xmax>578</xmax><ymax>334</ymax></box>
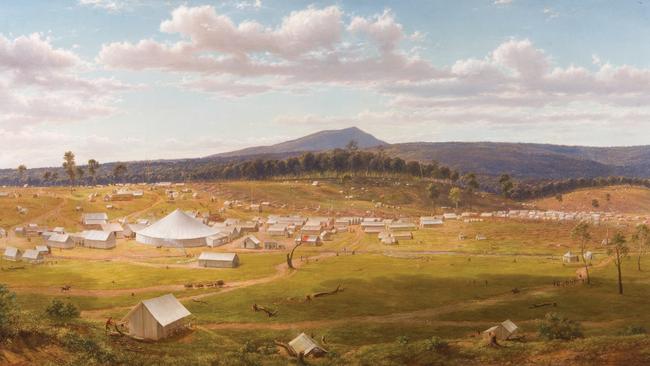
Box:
<box><xmin>2</xmin><ymin>0</ymin><xmax>650</xmax><ymax>168</ymax></box>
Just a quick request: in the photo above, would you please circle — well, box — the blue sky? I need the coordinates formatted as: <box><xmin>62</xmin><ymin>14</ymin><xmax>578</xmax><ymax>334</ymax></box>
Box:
<box><xmin>2</xmin><ymin>0</ymin><xmax>650</xmax><ymax>168</ymax></box>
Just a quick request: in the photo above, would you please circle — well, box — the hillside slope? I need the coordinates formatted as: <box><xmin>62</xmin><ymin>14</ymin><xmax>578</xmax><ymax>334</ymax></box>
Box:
<box><xmin>533</xmin><ymin>185</ymin><xmax>650</xmax><ymax>214</ymax></box>
<box><xmin>210</xmin><ymin>126</ymin><xmax>388</xmax><ymax>158</ymax></box>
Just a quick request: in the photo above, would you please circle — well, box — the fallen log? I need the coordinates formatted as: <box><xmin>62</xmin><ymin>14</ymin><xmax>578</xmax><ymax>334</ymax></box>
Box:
<box><xmin>252</xmin><ymin>303</ymin><xmax>278</xmax><ymax>317</ymax></box>
<box><xmin>306</xmin><ymin>284</ymin><xmax>344</xmax><ymax>301</ymax></box>
<box><xmin>274</xmin><ymin>340</ymin><xmax>297</xmax><ymax>357</ymax></box>
<box><xmin>529</xmin><ymin>302</ymin><xmax>557</xmax><ymax>309</ymax></box>
<box><xmin>192</xmin><ymin>299</ymin><xmax>208</xmax><ymax>305</ymax></box>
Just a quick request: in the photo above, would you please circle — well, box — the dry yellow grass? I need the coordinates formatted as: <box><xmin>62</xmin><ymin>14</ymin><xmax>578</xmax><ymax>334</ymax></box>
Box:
<box><xmin>533</xmin><ymin>185</ymin><xmax>650</xmax><ymax>215</ymax></box>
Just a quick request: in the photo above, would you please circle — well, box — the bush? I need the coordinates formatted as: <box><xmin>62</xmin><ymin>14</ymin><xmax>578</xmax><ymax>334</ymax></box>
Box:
<box><xmin>0</xmin><ymin>284</ymin><xmax>18</xmax><ymax>341</ymax></box>
<box><xmin>538</xmin><ymin>312</ymin><xmax>583</xmax><ymax>340</ymax></box>
<box><xmin>425</xmin><ymin>336</ymin><xmax>448</xmax><ymax>353</ymax></box>
<box><xmin>395</xmin><ymin>335</ymin><xmax>409</xmax><ymax>345</ymax></box>
<box><xmin>620</xmin><ymin>325</ymin><xmax>647</xmax><ymax>336</ymax></box>
<box><xmin>45</xmin><ymin>299</ymin><xmax>80</xmax><ymax>322</ymax></box>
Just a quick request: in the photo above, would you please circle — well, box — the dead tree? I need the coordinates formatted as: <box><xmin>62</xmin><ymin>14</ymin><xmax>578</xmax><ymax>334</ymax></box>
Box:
<box><xmin>274</xmin><ymin>340</ymin><xmax>297</xmax><ymax>357</ymax></box>
<box><xmin>287</xmin><ymin>242</ymin><xmax>303</xmax><ymax>269</ymax></box>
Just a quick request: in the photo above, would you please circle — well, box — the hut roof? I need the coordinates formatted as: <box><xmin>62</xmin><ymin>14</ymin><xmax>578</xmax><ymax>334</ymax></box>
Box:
<box><xmin>198</xmin><ymin>252</ymin><xmax>237</xmax><ymax>262</ymax></box>
<box><xmin>129</xmin><ymin>294</ymin><xmax>191</xmax><ymax>327</ymax></box>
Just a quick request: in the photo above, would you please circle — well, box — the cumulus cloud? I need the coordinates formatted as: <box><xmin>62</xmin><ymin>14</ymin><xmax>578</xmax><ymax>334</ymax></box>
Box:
<box><xmin>98</xmin><ymin>5</ymin><xmax>439</xmax><ymax>96</ymax></box>
<box><xmin>0</xmin><ymin>33</ymin><xmax>130</xmax><ymax>131</ymax></box>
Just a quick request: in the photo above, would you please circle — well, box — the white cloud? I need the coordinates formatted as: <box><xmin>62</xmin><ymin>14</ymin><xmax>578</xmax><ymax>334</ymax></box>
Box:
<box><xmin>78</xmin><ymin>0</ymin><xmax>125</xmax><ymax>12</ymax></box>
<box><xmin>493</xmin><ymin>0</ymin><xmax>513</xmax><ymax>5</ymax></box>
<box><xmin>543</xmin><ymin>7</ymin><xmax>560</xmax><ymax>19</ymax></box>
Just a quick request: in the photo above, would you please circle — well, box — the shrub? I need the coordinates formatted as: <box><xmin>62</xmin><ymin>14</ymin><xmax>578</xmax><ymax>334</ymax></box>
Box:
<box><xmin>425</xmin><ymin>336</ymin><xmax>448</xmax><ymax>353</ymax></box>
<box><xmin>0</xmin><ymin>284</ymin><xmax>18</xmax><ymax>341</ymax></box>
<box><xmin>395</xmin><ymin>335</ymin><xmax>409</xmax><ymax>345</ymax></box>
<box><xmin>620</xmin><ymin>325</ymin><xmax>647</xmax><ymax>336</ymax></box>
<box><xmin>538</xmin><ymin>312</ymin><xmax>583</xmax><ymax>340</ymax></box>
<box><xmin>45</xmin><ymin>299</ymin><xmax>80</xmax><ymax>322</ymax></box>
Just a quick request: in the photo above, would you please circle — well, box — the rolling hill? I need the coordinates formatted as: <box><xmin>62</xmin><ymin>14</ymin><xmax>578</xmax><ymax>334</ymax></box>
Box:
<box><xmin>5</xmin><ymin>127</ymin><xmax>650</xmax><ymax>184</ymax></box>
<box><xmin>210</xmin><ymin>126</ymin><xmax>388</xmax><ymax>158</ymax></box>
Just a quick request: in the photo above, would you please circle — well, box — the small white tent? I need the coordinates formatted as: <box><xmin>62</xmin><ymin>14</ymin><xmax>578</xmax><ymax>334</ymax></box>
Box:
<box><xmin>483</xmin><ymin>319</ymin><xmax>519</xmax><ymax>341</ymax></box>
<box><xmin>288</xmin><ymin>333</ymin><xmax>327</xmax><ymax>357</ymax></box>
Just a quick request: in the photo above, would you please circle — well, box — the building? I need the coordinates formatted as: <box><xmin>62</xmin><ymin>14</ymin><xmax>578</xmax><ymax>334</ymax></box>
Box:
<box><xmin>483</xmin><ymin>320</ymin><xmax>519</xmax><ymax>341</ymax></box>
<box><xmin>267</xmin><ymin>224</ymin><xmax>289</xmax><ymax>237</ymax></box>
<box><xmin>297</xmin><ymin>235</ymin><xmax>322</xmax><ymax>246</ymax></box>
<box><xmin>388</xmin><ymin>223</ymin><xmax>417</xmax><ymax>231</ymax></box>
<box><xmin>122</xmin><ymin>294</ymin><xmax>191</xmax><ymax>341</ymax></box>
<box><xmin>82</xmin><ymin>213</ymin><xmax>109</xmax><ymax>229</ymax></box>
<box><xmin>35</xmin><ymin>245</ymin><xmax>50</xmax><ymax>255</ymax></box>
<box><xmin>392</xmin><ymin>231</ymin><xmax>413</xmax><ymax>240</ymax></box>
<box><xmin>206</xmin><ymin>232</ymin><xmax>231</xmax><ymax>247</ymax></box>
<box><xmin>46</xmin><ymin>233</ymin><xmax>74</xmax><ymax>249</ymax></box>
<box><xmin>420</xmin><ymin>217</ymin><xmax>443</xmax><ymax>228</ymax></box>
<box><xmin>198</xmin><ymin>252</ymin><xmax>239</xmax><ymax>268</ymax></box>
<box><xmin>135</xmin><ymin>209</ymin><xmax>219</xmax><ymax>248</ymax></box>
<box><xmin>242</xmin><ymin>236</ymin><xmax>261</xmax><ymax>249</ymax></box>
<box><xmin>288</xmin><ymin>333</ymin><xmax>327</xmax><ymax>357</ymax></box>
<box><xmin>123</xmin><ymin>223</ymin><xmax>148</xmax><ymax>238</ymax></box>
<box><xmin>3</xmin><ymin>246</ymin><xmax>22</xmax><ymax>261</ymax></box>
<box><xmin>101</xmin><ymin>223</ymin><xmax>125</xmax><ymax>239</ymax></box>
<box><xmin>563</xmin><ymin>251</ymin><xmax>580</xmax><ymax>263</ymax></box>
<box><xmin>22</xmin><ymin>249</ymin><xmax>44</xmax><ymax>264</ymax></box>
<box><xmin>82</xmin><ymin>230</ymin><xmax>117</xmax><ymax>249</ymax></box>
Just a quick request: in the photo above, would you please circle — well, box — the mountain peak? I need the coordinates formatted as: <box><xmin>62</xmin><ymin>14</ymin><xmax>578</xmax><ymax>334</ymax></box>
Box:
<box><xmin>211</xmin><ymin>127</ymin><xmax>388</xmax><ymax>158</ymax></box>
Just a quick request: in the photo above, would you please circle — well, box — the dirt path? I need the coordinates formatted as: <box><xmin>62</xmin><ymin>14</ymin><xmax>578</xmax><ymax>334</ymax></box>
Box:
<box><xmin>124</xmin><ymin>192</ymin><xmax>164</xmax><ymax>221</ymax></box>
<box><xmin>80</xmin><ymin>252</ymin><xmax>336</xmax><ymax>319</ymax></box>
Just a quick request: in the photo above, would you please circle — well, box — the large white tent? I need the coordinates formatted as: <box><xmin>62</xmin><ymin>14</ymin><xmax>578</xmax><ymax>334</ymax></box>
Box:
<box><xmin>135</xmin><ymin>209</ymin><xmax>219</xmax><ymax>247</ymax></box>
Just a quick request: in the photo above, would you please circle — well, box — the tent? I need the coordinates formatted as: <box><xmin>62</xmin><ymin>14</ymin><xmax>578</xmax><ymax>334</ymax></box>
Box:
<box><xmin>242</xmin><ymin>236</ymin><xmax>261</xmax><ymax>249</ymax></box>
<box><xmin>101</xmin><ymin>223</ymin><xmax>125</xmax><ymax>239</ymax></box>
<box><xmin>122</xmin><ymin>294</ymin><xmax>191</xmax><ymax>341</ymax></box>
<box><xmin>198</xmin><ymin>252</ymin><xmax>239</xmax><ymax>268</ymax></box>
<box><xmin>288</xmin><ymin>333</ymin><xmax>327</xmax><ymax>357</ymax></box>
<box><xmin>135</xmin><ymin>209</ymin><xmax>219</xmax><ymax>248</ymax></box>
<box><xmin>46</xmin><ymin>233</ymin><xmax>74</xmax><ymax>249</ymax></box>
<box><xmin>483</xmin><ymin>319</ymin><xmax>519</xmax><ymax>341</ymax></box>
<box><xmin>22</xmin><ymin>249</ymin><xmax>44</xmax><ymax>264</ymax></box>
<box><xmin>563</xmin><ymin>251</ymin><xmax>580</xmax><ymax>263</ymax></box>
<box><xmin>3</xmin><ymin>246</ymin><xmax>22</xmax><ymax>261</ymax></box>
<box><xmin>82</xmin><ymin>213</ymin><xmax>108</xmax><ymax>229</ymax></box>
<box><xmin>83</xmin><ymin>230</ymin><xmax>116</xmax><ymax>249</ymax></box>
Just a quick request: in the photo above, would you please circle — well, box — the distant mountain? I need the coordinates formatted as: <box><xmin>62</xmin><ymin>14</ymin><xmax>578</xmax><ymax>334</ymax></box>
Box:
<box><xmin>378</xmin><ymin>142</ymin><xmax>650</xmax><ymax>179</ymax></box>
<box><xmin>209</xmin><ymin>127</ymin><xmax>388</xmax><ymax>158</ymax></box>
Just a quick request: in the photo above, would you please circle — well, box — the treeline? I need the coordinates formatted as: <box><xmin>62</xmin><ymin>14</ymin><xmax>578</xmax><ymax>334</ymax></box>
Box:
<box><xmin>190</xmin><ymin>149</ymin><xmax>459</xmax><ymax>181</ymax></box>
<box><xmin>1</xmin><ymin>148</ymin><xmax>459</xmax><ymax>186</ymax></box>
<box><xmin>510</xmin><ymin>176</ymin><xmax>650</xmax><ymax>200</ymax></box>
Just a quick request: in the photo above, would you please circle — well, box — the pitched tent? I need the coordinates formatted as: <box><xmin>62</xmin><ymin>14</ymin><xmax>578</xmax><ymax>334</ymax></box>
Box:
<box><xmin>242</xmin><ymin>236</ymin><xmax>261</xmax><ymax>249</ymax></box>
<box><xmin>3</xmin><ymin>246</ymin><xmax>22</xmax><ymax>261</ymax></box>
<box><xmin>563</xmin><ymin>251</ymin><xmax>580</xmax><ymax>263</ymax></box>
<box><xmin>101</xmin><ymin>223</ymin><xmax>125</xmax><ymax>238</ymax></box>
<box><xmin>83</xmin><ymin>230</ymin><xmax>116</xmax><ymax>249</ymax></box>
<box><xmin>82</xmin><ymin>213</ymin><xmax>108</xmax><ymax>229</ymax></box>
<box><xmin>122</xmin><ymin>294</ymin><xmax>191</xmax><ymax>341</ymax></box>
<box><xmin>123</xmin><ymin>223</ymin><xmax>148</xmax><ymax>238</ymax></box>
<box><xmin>46</xmin><ymin>233</ymin><xmax>74</xmax><ymax>249</ymax></box>
<box><xmin>198</xmin><ymin>252</ymin><xmax>239</xmax><ymax>268</ymax></box>
<box><xmin>22</xmin><ymin>249</ymin><xmax>44</xmax><ymax>264</ymax></box>
<box><xmin>483</xmin><ymin>320</ymin><xmax>519</xmax><ymax>341</ymax></box>
<box><xmin>35</xmin><ymin>245</ymin><xmax>50</xmax><ymax>254</ymax></box>
<box><xmin>135</xmin><ymin>209</ymin><xmax>219</xmax><ymax>248</ymax></box>
<box><xmin>288</xmin><ymin>333</ymin><xmax>327</xmax><ymax>357</ymax></box>
<box><xmin>206</xmin><ymin>232</ymin><xmax>231</xmax><ymax>247</ymax></box>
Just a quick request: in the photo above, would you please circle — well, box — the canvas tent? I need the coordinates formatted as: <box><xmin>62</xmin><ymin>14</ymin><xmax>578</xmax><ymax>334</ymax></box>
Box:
<box><xmin>82</xmin><ymin>230</ymin><xmax>116</xmax><ymax>249</ymax></box>
<box><xmin>483</xmin><ymin>320</ymin><xmax>519</xmax><ymax>341</ymax></box>
<box><xmin>242</xmin><ymin>236</ymin><xmax>261</xmax><ymax>249</ymax></box>
<box><xmin>46</xmin><ymin>233</ymin><xmax>74</xmax><ymax>249</ymax></box>
<box><xmin>198</xmin><ymin>252</ymin><xmax>239</xmax><ymax>268</ymax></box>
<box><xmin>288</xmin><ymin>333</ymin><xmax>327</xmax><ymax>357</ymax></box>
<box><xmin>563</xmin><ymin>251</ymin><xmax>580</xmax><ymax>263</ymax></box>
<box><xmin>101</xmin><ymin>223</ymin><xmax>125</xmax><ymax>239</ymax></box>
<box><xmin>122</xmin><ymin>294</ymin><xmax>191</xmax><ymax>341</ymax></box>
<box><xmin>82</xmin><ymin>213</ymin><xmax>108</xmax><ymax>229</ymax></box>
<box><xmin>135</xmin><ymin>209</ymin><xmax>219</xmax><ymax>248</ymax></box>
<box><xmin>22</xmin><ymin>249</ymin><xmax>44</xmax><ymax>264</ymax></box>
<box><xmin>3</xmin><ymin>246</ymin><xmax>22</xmax><ymax>261</ymax></box>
